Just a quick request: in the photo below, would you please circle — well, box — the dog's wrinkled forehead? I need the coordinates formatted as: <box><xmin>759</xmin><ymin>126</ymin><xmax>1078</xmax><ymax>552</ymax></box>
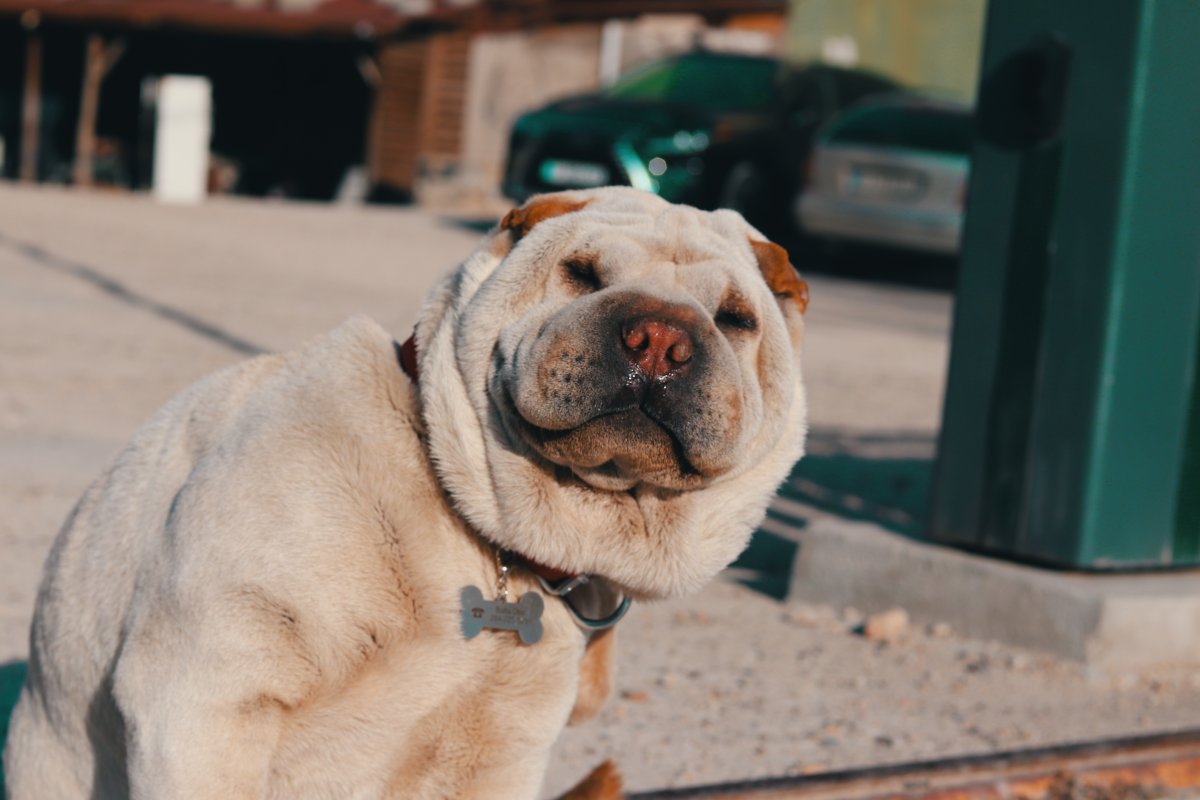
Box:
<box><xmin>601</xmin><ymin>206</ymin><xmax>752</xmax><ymax>265</ymax></box>
<box><xmin>505</xmin><ymin>191</ymin><xmax>755</xmax><ymax>268</ymax></box>
<box><xmin>500</xmin><ymin>188</ymin><xmax>809</xmax><ymax>313</ymax></box>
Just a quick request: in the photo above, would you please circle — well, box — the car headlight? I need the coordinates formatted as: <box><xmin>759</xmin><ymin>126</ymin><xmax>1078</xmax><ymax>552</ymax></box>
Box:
<box><xmin>643</xmin><ymin>130</ymin><xmax>712</xmax><ymax>156</ymax></box>
<box><xmin>617</xmin><ymin>131</ymin><xmax>711</xmax><ymax>198</ymax></box>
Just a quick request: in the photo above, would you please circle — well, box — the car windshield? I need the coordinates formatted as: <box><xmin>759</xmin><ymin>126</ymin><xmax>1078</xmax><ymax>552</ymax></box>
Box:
<box><xmin>827</xmin><ymin>104</ymin><xmax>973</xmax><ymax>155</ymax></box>
<box><xmin>605</xmin><ymin>56</ymin><xmax>778</xmax><ymax>112</ymax></box>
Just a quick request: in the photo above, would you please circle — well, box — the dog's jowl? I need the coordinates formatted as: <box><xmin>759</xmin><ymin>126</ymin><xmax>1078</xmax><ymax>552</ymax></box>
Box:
<box><xmin>4</xmin><ymin>187</ymin><xmax>808</xmax><ymax>799</ymax></box>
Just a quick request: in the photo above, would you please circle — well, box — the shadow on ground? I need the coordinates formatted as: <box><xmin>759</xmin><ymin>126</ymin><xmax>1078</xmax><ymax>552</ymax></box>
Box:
<box><xmin>731</xmin><ymin>429</ymin><xmax>936</xmax><ymax>602</ymax></box>
<box><xmin>729</xmin><ymin>527</ymin><xmax>802</xmax><ymax>601</ymax></box>
<box><xmin>783</xmin><ymin>454</ymin><xmax>934</xmax><ymax>537</ymax></box>
<box><xmin>0</xmin><ymin>660</ymin><xmax>28</xmax><ymax>794</ymax></box>
<box><xmin>440</xmin><ymin>216</ymin><xmax>500</xmax><ymax>236</ymax></box>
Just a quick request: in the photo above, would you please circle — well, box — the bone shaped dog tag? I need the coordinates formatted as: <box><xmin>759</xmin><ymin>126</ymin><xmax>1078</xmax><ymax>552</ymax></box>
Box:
<box><xmin>460</xmin><ymin>585</ymin><xmax>544</xmax><ymax>645</ymax></box>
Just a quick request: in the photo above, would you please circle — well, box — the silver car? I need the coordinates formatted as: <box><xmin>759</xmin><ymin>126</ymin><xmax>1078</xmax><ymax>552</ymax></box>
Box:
<box><xmin>796</xmin><ymin>96</ymin><xmax>971</xmax><ymax>256</ymax></box>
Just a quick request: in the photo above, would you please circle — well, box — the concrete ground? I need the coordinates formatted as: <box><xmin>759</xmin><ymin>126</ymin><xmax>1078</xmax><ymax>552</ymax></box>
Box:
<box><xmin>0</xmin><ymin>184</ymin><xmax>1197</xmax><ymax>798</ymax></box>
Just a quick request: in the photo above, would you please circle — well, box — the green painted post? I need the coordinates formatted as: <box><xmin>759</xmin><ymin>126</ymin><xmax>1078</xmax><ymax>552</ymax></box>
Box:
<box><xmin>928</xmin><ymin>0</ymin><xmax>1200</xmax><ymax>567</ymax></box>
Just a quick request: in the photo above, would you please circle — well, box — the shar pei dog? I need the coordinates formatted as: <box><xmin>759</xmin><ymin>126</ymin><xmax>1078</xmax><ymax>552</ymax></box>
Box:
<box><xmin>4</xmin><ymin>187</ymin><xmax>808</xmax><ymax>799</ymax></box>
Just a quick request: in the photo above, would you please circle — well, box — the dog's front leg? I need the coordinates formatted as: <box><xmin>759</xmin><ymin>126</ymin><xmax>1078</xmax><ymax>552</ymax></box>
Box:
<box><xmin>555</xmin><ymin>761</ymin><xmax>624</xmax><ymax>800</ymax></box>
<box><xmin>568</xmin><ymin>629</ymin><xmax>615</xmax><ymax>725</ymax></box>
<box><xmin>112</xmin><ymin>620</ymin><xmax>298</xmax><ymax>799</ymax></box>
<box><xmin>115</xmin><ymin>663</ymin><xmax>283</xmax><ymax>798</ymax></box>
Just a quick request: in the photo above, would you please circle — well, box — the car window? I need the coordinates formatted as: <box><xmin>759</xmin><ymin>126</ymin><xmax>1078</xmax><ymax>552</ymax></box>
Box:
<box><xmin>605</xmin><ymin>61</ymin><xmax>677</xmax><ymax>102</ymax></box>
<box><xmin>826</xmin><ymin>105</ymin><xmax>973</xmax><ymax>155</ymax></box>
<box><xmin>606</xmin><ymin>56</ymin><xmax>779</xmax><ymax>112</ymax></box>
<box><xmin>833</xmin><ymin>71</ymin><xmax>901</xmax><ymax>107</ymax></box>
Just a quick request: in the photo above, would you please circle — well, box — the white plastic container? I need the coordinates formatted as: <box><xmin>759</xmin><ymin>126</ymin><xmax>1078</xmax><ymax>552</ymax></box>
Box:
<box><xmin>152</xmin><ymin>75</ymin><xmax>211</xmax><ymax>204</ymax></box>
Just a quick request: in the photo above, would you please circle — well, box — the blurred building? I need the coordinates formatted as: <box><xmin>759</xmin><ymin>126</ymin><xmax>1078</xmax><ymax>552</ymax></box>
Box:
<box><xmin>0</xmin><ymin>0</ymin><xmax>784</xmax><ymax>204</ymax></box>
<box><xmin>787</xmin><ymin>0</ymin><xmax>987</xmax><ymax>102</ymax></box>
<box><xmin>449</xmin><ymin>8</ymin><xmax>785</xmax><ymax>211</ymax></box>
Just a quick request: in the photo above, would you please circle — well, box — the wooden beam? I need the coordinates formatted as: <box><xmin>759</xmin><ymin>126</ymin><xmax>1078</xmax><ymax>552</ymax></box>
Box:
<box><xmin>73</xmin><ymin>35</ymin><xmax>106</xmax><ymax>187</ymax></box>
<box><xmin>73</xmin><ymin>35</ymin><xmax>126</xmax><ymax>187</ymax></box>
<box><xmin>19</xmin><ymin>30</ymin><xmax>42</xmax><ymax>183</ymax></box>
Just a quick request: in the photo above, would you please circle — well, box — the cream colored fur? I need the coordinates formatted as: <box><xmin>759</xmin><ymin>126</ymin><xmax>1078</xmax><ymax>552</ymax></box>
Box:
<box><xmin>419</xmin><ymin>188</ymin><xmax>807</xmax><ymax>598</ymax></box>
<box><xmin>3</xmin><ymin>187</ymin><xmax>806</xmax><ymax>799</ymax></box>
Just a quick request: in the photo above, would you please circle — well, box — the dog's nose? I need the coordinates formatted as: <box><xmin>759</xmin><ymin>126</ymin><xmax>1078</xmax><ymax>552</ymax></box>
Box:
<box><xmin>621</xmin><ymin>317</ymin><xmax>694</xmax><ymax>379</ymax></box>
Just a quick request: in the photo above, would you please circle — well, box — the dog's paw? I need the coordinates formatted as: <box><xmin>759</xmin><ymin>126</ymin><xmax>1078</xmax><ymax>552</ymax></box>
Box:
<box><xmin>556</xmin><ymin>760</ymin><xmax>624</xmax><ymax>800</ymax></box>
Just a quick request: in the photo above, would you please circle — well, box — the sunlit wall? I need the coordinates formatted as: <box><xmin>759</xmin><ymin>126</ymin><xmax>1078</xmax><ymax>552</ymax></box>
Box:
<box><xmin>787</xmin><ymin>0</ymin><xmax>987</xmax><ymax>102</ymax></box>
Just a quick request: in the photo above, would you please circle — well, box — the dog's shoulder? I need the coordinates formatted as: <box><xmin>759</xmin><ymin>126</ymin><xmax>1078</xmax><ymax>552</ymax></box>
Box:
<box><xmin>132</xmin><ymin>317</ymin><xmax>448</xmax><ymax>680</ymax></box>
<box><xmin>196</xmin><ymin>315</ymin><xmax>421</xmax><ymax>470</ymax></box>
<box><xmin>105</xmin><ymin>316</ymin><xmax>435</xmax><ymax>613</ymax></box>
<box><xmin>170</xmin><ymin>314</ymin><xmax>436</xmax><ymax>564</ymax></box>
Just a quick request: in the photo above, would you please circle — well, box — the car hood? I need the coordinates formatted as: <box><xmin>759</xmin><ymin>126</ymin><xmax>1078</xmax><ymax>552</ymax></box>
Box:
<box><xmin>513</xmin><ymin>94</ymin><xmax>717</xmax><ymax>141</ymax></box>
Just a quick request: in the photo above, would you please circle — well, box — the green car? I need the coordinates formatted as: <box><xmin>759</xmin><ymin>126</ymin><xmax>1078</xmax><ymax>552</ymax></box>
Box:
<box><xmin>502</xmin><ymin>51</ymin><xmax>898</xmax><ymax>235</ymax></box>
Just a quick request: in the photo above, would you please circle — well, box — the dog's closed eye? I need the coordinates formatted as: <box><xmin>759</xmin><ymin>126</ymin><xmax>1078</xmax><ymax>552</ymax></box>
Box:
<box><xmin>562</xmin><ymin>256</ymin><xmax>602</xmax><ymax>293</ymax></box>
<box><xmin>715</xmin><ymin>291</ymin><xmax>758</xmax><ymax>333</ymax></box>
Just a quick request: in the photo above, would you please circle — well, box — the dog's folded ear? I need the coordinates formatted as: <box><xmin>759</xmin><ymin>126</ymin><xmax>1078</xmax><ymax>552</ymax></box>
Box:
<box><xmin>750</xmin><ymin>238</ymin><xmax>809</xmax><ymax>314</ymax></box>
<box><xmin>501</xmin><ymin>196</ymin><xmax>591</xmax><ymax>243</ymax></box>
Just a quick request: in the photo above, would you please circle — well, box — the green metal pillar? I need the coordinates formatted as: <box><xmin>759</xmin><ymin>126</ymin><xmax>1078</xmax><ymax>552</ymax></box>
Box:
<box><xmin>928</xmin><ymin>0</ymin><xmax>1200</xmax><ymax>567</ymax></box>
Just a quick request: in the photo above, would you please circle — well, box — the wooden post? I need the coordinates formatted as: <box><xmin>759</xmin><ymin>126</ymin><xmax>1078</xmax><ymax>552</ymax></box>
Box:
<box><xmin>357</xmin><ymin>51</ymin><xmax>384</xmax><ymax>189</ymax></box>
<box><xmin>74</xmin><ymin>35</ymin><xmax>126</xmax><ymax>187</ymax></box>
<box><xmin>19</xmin><ymin>30</ymin><xmax>42</xmax><ymax>183</ymax></box>
<box><xmin>73</xmin><ymin>35</ymin><xmax>106</xmax><ymax>187</ymax></box>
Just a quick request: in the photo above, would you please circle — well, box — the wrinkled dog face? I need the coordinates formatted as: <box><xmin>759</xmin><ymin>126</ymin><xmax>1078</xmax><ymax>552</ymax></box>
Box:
<box><xmin>488</xmin><ymin>194</ymin><xmax>808</xmax><ymax>493</ymax></box>
<box><xmin>419</xmin><ymin>188</ymin><xmax>808</xmax><ymax>596</ymax></box>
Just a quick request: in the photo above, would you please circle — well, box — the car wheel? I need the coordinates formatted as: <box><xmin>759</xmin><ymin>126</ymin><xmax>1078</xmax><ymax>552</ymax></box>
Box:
<box><xmin>719</xmin><ymin>162</ymin><xmax>767</xmax><ymax>222</ymax></box>
<box><xmin>720</xmin><ymin>161</ymin><xmax>797</xmax><ymax>240</ymax></box>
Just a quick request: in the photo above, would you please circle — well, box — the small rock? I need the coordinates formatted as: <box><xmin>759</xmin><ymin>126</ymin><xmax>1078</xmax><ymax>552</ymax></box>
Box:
<box><xmin>656</xmin><ymin>673</ymin><xmax>679</xmax><ymax>690</ymax></box>
<box><xmin>783</xmin><ymin>608</ymin><xmax>813</xmax><ymax>626</ymax></box>
<box><xmin>963</xmin><ymin>653</ymin><xmax>990</xmax><ymax>673</ymax></box>
<box><xmin>670</xmin><ymin>609</ymin><xmax>714</xmax><ymax>625</ymax></box>
<box><xmin>929</xmin><ymin>621</ymin><xmax>954</xmax><ymax>639</ymax></box>
<box><xmin>863</xmin><ymin>607</ymin><xmax>910</xmax><ymax>644</ymax></box>
<box><xmin>783</xmin><ymin>606</ymin><xmax>836</xmax><ymax>629</ymax></box>
<box><xmin>1114</xmin><ymin>673</ymin><xmax>1139</xmax><ymax>691</ymax></box>
<box><xmin>620</xmin><ymin>690</ymin><xmax>649</xmax><ymax>703</ymax></box>
<box><xmin>1005</xmin><ymin>653</ymin><xmax>1031</xmax><ymax>671</ymax></box>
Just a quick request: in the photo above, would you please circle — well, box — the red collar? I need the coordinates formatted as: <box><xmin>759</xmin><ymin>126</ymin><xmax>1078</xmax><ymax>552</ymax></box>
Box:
<box><xmin>396</xmin><ymin>331</ymin><xmax>578</xmax><ymax>587</ymax></box>
<box><xmin>516</xmin><ymin>557</ymin><xmax>577</xmax><ymax>585</ymax></box>
<box><xmin>398</xmin><ymin>334</ymin><xmax>419</xmax><ymax>383</ymax></box>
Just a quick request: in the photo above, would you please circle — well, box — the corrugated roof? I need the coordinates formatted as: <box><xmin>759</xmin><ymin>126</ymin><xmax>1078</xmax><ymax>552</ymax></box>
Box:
<box><xmin>0</xmin><ymin>0</ymin><xmax>468</xmax><ymax>39</ymax></box>
<box><xmin>0</xmin><ymin>0</ymin><xmax>784</xmax><ymax>40</ymax></box>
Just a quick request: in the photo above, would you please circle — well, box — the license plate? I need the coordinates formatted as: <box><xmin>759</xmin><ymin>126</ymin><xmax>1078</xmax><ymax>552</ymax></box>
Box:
<box><xmin>844</xmin><ymin>163</ymin><xmax>925</xmax><ymax>200</ymax></box>
<box><xmin>539</xmin><ymin>159</ymin><xmax>610</xmax><ymax>188</ymax></box>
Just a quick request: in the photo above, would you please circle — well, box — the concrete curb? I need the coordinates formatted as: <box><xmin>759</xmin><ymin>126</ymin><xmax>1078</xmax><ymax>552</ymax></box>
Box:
<box><xmin>787</xmin><ymin>518</ymin><xmax>1200</xmax><ymax>670</ymax></box>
